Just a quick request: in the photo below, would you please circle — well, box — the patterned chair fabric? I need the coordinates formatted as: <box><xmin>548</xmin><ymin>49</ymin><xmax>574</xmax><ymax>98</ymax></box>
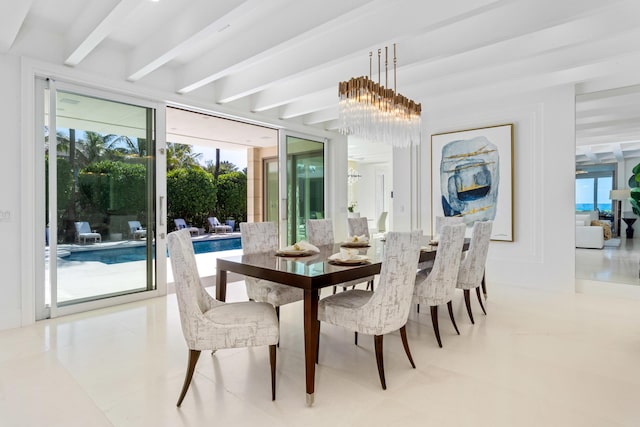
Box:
<box><xmin>414</xmin><ymin>223</ymin><xmax>466</xmax><ymax>306</ymax></box>
<box><xmin>306</xmin><ymin>219</ymin><xmax>374</xmax><ymax>292</ymax></box>
<box><xmin>347</xmin><ymin>217</ymin><xmax>370</xmax><ymax>238</ymax></box>
<box><xmin>457</xmin><ymin>221</ymin><xmax>493</xmax><ymax>323</ymax></box>
<box><xmin>419</xmin><ymin>216</ymin><xmax>464</xmax><ymax>270</ymax></box>
<box><xmin>317</xmin><ymin>230</ymin><xmax>423</xmax><ymax>389</ymax></box>
<box><xmin>240</xmin><ymin>222</ymin><xmax>304</xmax><ymax>307</ymax></box>
<box><xmin>167</xmin><ymin>229</ymin><xmax>279</xmax><ymax>404</ymax></box>
<box><xmin>414</xmin><ymin>223</ymin><xmax>466</xmax><ymax>348</ymax></box>
<box><xmin>306</xmin><ymin>219</ymin><xmax>334</xmax><ymax>246</ymax></box>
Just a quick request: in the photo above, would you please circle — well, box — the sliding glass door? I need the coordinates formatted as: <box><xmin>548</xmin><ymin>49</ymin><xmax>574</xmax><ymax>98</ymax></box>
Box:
<box><xmin>284</xmin><ymin>136</ymin><xmax>325</xmax><ymax>244</ymax></box>
<box><xmin>39</xmin><ymin>79</ymin><xmax>164</xmax><ymax>317</ymax></box>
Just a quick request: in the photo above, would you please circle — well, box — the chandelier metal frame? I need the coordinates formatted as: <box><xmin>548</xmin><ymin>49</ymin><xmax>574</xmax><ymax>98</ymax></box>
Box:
<box><xmin>338</xmin><ymin>44</ymin><xmax>422</xmax><ymax>147</ymax></box>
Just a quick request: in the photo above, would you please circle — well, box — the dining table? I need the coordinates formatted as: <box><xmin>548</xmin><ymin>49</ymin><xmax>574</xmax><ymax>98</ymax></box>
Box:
<box><xmin>215</xmin><ymin>236</ymin><xmax>468</xmax><ymax>406</ymax></box>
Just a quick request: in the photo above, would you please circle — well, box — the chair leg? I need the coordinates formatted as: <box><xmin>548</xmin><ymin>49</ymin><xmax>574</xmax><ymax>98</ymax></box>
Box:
<box><xmin>354</xmin><ymin>331</ymin><xmax>358</xmax><ymax>345</ymax></box>
<box><xmin>269</xmin><ymin>344</ymin><xmax>277</xmax><ymax>400</ymax></box>
<box><xmin>463</xmin><ymin>289</ymin><xmax>475</xmax><ymax>324</ymax></box>
<box><xmin>275</xmin><ymin>306</ymin><xmax>280</xmax><ymax>347</ymax></box>
<box><xmin>430</xmin><ymin>306</ymin><xmax>443</xmax><ymax>348</ymax></box>
<box><xmin>399</xmin><ymin>325</ymin><xmax>416</xmax><ymax>368</ymax></box>
<box><xmin>476</xmin><ymin>286</ymin><xmax>487</xmax><ymax>315</ymax></box>
<box><xmin>447</xmin><ymin>301</ymin><xmax>460</xmax><ymax>335</ymax></box>
<box><xmin>177</xmin><ymin>349</ymin><xmax>201</xmax><ymax>407</ymax></box>
<box><xmin>481</xmin><ymin>273</ymin><xmax>487</xmax><ymax>299</ymax></box>
<box><xmin>374</xmin><ymin>335</ymin><xmax>386</xmax><ymax>390</ymax></box>
<box><xmin>417</xmin><ymin>303</ymin><xmax>420</xmax><ymax>313</ymax></box>
<box><xmin>333</xmin><ymin>286</ymin><xmax>337</xmax><ymax>294</ymax></box>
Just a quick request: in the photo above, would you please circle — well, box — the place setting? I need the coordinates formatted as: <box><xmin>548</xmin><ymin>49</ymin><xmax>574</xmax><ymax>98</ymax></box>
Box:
<box><xmin>340</xmin><ymin>234</ymin><xmax>370</xmax><ymax>248</ymax></box>
<box><xmin>328</xmin><ymin>247</ymin><xmax>370</xmax><ymax>266</ymax></box>
<box><xmin>275</xmin><ymin>240</ymin><xmax>320</xmax><ymax>257</ymax></box>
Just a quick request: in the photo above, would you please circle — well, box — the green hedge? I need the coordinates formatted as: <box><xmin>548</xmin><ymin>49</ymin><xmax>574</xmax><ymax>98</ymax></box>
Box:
<box><xmin>167</xmin><ymin>167</ymin><xmax>217</xmax><ymax>230</ymax></box>
<box><xmin>215</xmin><ymin>171</ymin><xmax>247</xmax><ymax>225</ymax></box>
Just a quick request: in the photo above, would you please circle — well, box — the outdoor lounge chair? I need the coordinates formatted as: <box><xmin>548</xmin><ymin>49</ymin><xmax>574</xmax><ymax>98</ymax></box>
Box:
<box><xmin>74</xmin><ymin>221</ymin><xmax>101</xmax><ymax>244</ymax></box>
<box><xmin>174</xmin><ymin>218</ymin><xmax>200</xmax><ymax>236</ymax></box>
<box><xmin>208</xmin><ymin>217</ymin><xmax>232</xmax><ymax>234</ymax></box>
<box><xmin>128</xmin><ymin>221</ymin><xmax>147</xmax><ymax>240</ymax></box>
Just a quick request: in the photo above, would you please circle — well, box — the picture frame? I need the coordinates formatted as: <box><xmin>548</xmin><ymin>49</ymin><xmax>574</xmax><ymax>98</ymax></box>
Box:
<box><xmin>430</xmin><ymin>123</ymin><xmax>514</xmax><ymax>241</ymax></box>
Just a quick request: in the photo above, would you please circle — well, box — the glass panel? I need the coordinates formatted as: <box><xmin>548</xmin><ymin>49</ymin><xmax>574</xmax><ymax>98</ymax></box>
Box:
<box><xmin>286</xmin><ymin>137</ymin><xmax>324</xmax><ymax>244</ymax></box>
<box><xmin>264</xmin><ymin>158</ymin><xmax>279</xmax><ymax>222</ymax></box>
<box><xmin>576</xmin><ymin>178</ymin><xmax>595</xmax><ymax>211</ymax></box>
<box><xmin>47</xmin><ymin>89</ymin><xmax>156</xmax><ymax>306</ymax></box>
<box><xmin>597</xmin><ymin>176</ymin><xmax>613</xmax><ymax>212</ymax></box>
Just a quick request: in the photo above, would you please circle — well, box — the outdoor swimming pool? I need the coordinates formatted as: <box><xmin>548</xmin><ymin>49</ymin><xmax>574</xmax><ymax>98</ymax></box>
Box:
<box><xmin>65</xmin><ymin>237</ymin><xmax>242</xmax><ymax>265</ymax></box>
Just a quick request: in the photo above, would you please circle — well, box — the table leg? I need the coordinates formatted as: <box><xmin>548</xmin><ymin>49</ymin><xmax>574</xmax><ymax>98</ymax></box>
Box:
<box><xmin>303</xmin><ymin>288</ymin><xmax>319</xmax><ymax>406</ymax></box>
<box><xmin>216</xmin><ymin>269</ymin><xmax>227</xmax><ymax>301</ymax></box>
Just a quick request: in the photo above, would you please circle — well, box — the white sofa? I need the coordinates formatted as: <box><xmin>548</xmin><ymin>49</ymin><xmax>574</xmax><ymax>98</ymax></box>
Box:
<box><xmin>575</xmin><ymin>211</ymin><xmax>606</xmax><ymax>249</ymax></box>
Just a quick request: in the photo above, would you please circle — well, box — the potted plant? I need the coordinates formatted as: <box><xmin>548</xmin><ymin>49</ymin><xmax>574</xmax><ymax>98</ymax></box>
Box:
<box><xmin>347</xmin><ymin>202</ymin><xmax>359</xmax><ymax>218</ymax></box>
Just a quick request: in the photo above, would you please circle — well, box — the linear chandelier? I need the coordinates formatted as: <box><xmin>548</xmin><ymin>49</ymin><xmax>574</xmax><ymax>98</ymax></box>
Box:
<box><xmin>338</xmin><ymin>44</ymin><xmax>422</xmax><ymax>147</ymax></box>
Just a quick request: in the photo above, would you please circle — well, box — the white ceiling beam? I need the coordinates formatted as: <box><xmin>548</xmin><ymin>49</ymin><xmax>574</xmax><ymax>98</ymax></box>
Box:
<box><xmin>213</xmin><ymin>0</ymin><xmax>500</xmax><ymax>104</ymax></box>
<box><xmin>0</xmin><ymin>0</ymin><xmax>33</xmax><ymax>52</ymax></box>
<box><xmin>127</xmin><ymin>0</ymin><xmax>261</xmax><ymax>82</ymax></box>
<box><xmin>251</xmin><ymin>0</ymin><xmax>636</xmax><ymax>116</ymax></box>
<box><xmin>65</xmin><ymin>0</ymin><xmax>146</xmax><ymax>66</ymax></box>
<box><xmin>303</xmin><ymin>107</ymin><xmax>338</xmax><ymax>126</ymax></box>
<box><xmin>175</xmin><ymin>0</ymin><xmax>379</xmax><ymax>94</ymax></box>
<box><xmin>278</xmin><ymin>90</ymin><xmax>335</xmax><ymax>119</ymax></box>
<box><xmin>612</xmin><ymin>144</ymin><xmax>625</xmax><ymax>162</ymax></box>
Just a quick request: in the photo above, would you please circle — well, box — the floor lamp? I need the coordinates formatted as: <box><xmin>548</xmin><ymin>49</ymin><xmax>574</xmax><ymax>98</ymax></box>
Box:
<box><xmin>610</xmin><ymin>189</ymin><xmax>630</xmax><ymax>237</ymax></box>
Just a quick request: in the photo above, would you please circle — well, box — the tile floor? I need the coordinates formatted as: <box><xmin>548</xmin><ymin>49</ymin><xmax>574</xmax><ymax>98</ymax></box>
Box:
<box><xmin>2</xmin><ymin>279</ymin><xmax>640</xmax><ymax>426</ymax></box>
<box><xmin>576</xmin><ymin>236</ymin><xmax>640</xmax><ymax>285</ymax></box>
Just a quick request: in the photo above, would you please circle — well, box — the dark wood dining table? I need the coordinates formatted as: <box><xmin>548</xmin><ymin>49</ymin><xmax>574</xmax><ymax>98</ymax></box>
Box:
<box><xmin>215</xmin><ymin>237</ymin><xmax>466</xmax><ymax>406</ymax></box>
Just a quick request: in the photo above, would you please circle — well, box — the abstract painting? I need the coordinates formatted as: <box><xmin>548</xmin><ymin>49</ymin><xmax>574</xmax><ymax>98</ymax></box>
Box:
<box><xmin>431</xmin><ymin>124</ymin><xmax>513</xmax><ymax>241</ymax></box>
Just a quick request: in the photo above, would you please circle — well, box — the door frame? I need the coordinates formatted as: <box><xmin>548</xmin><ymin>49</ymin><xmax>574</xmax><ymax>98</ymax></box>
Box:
<box><xmin>278</xmin><ymin>130</ymin><xmax>328</xmax><ymax>247</ymax></box>
<box><xmin>25</xmin><ymin>73</ymin><xmax>167</xmax><ymax>322</ymax></box>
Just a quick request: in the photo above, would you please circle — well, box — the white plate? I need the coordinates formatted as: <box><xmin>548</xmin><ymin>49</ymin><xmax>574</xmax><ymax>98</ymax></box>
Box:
<box><xmin>328</xmin><ymin>253</ymin><xmax>370</xmax><ymax>265</ymax></box>
<box><xmin>276</xmin><ymin>249</ymin><xmax>315</xmax><ymax>257</ymax></box>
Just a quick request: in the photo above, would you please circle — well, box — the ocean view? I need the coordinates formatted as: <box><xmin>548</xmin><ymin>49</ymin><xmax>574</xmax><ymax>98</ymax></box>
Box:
<box><xmin>576</xmin><ymin>203</ymin><xmax>612</xmax><ymax>212</ymax></box>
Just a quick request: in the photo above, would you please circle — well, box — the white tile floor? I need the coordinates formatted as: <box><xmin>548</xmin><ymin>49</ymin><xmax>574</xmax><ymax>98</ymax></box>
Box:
<box><xmin>576</xmin><ymin>236</ymin><xmax>640</xmax><ymax>284</ymax></box>
<box><xmin>1</xmin><ymin>281</ymin><xmax>639</xmax><ymax>427</ymax></box>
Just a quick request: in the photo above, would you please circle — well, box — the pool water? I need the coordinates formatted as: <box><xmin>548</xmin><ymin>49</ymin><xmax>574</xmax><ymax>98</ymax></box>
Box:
<box><xmin>65</xmin><ymin>238</ymin><xmax>242</xmax><ymax>265</ymax></box>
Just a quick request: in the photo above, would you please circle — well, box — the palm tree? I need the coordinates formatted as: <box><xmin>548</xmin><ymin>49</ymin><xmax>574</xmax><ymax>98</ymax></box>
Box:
<box><xmin>105</xmin><ymin>134</ymin><xmax>148</xmax><ymax>158</ymax></box>
<box><xmin>77</xmin><ymin>131</ymin><xmax>108</xmax><ymax>167</ymax></box>
<box><xmin>166</xmin><ymin>142</ymin><xmax>202</xmax><ymax>170</ymax></box>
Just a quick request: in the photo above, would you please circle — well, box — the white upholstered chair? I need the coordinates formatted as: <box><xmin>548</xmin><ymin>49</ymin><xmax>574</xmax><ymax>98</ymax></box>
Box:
<box><xmin>347</xmin><ymin>216</ymin><xmax>370</xmax><ymax>239</ymax></box>
<box><xmin>317</xmin><ymin>230</ymin><xmax>423</xmax><ymax>389</ymax></box>
<box><xmin>240</xmin><ymin>222</ymin><xmax>304</xmax><ymax>318</ymax></box>
<box><xmin>413</xmin><ymin>223</ymin><xmax>466</xmax><ymax>348</ymax></box>
<box><xmin>417</xmin><ymin>215</ymin><xmax>464</xmax><ymax>270</ymax></box>
<box><xmin>306</xmin><ymin>219</ymin><xmax>374</xmax><ymax>293</ymax></box>
<box><xmin>457</xmin><ymin>220</ymin><xmax>492</xmax><ymax>323</ymax></box>
<box><xmin>167</xmin><ymin>229</ymin><xmax>279</xmax><ymax>406</ymax></box>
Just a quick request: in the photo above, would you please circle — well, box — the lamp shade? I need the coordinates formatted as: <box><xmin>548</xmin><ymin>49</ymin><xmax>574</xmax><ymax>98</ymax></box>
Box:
<box><xmin>610</xmin><ymin>189</ymin><xmax>631</xmax><ymax>200</ymax></box>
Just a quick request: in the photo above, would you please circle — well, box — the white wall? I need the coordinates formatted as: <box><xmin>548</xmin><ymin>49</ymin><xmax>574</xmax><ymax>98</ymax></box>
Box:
<box><xmin>396</xmin><ymin>85</ymin><xmax>577</xmax><ymax>292</ymax></box>
<box><xmin>0</xmin><ymin>54</ymin><xmax>23</xmax><ymax>329</ymax></box>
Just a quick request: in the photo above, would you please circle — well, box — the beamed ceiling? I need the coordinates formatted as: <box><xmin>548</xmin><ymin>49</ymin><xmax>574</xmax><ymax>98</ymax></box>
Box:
<box><xmin>3</xmin><ymin>0</ymin><xmax>640</xmax><ymax>164</ymax></box>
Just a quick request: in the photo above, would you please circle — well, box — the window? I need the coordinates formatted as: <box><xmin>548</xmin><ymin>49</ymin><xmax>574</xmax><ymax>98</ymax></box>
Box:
<box><xmin>575</xmin><ymin>166</ymin><xmax>615</xmax><ymax>213</ymax></box>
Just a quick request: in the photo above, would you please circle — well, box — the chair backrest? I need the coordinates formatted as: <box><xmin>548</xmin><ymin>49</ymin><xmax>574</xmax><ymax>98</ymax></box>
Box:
<box><xmin>415</xmin><ymin>223</ymin><xmax>466</xmax><ymax>305</ymax></box>
<box><xmin>174</xmin><ymin>218</ymin><xmax>188</xmax><ymax>229</ymax></box>
<box><xmin>209</xmin><ymin>217</ymin><xmax>222</xmax><ymax>226</ymax></box>
<box><xmin>306</xmin><ymin>219</ymin><xmax>334</xmax><ymax>246</ymax></box>
<box><xmin>347</xmin><ymin>217</ymin><xmax>369</xmax><ymax>238</ymax></box>
<box><xmin>167</xmin><ymin>229</ymin><xmax>221</xmax><ymax>347</ymax></box>
<box><xmin>457</xmin><ymin>221</ymin><xmax>493</xmax><ymax>289</ymax></box>
<box><xmin>75</xmin><ymin>221</ymin><xmax>91</xmax><ymax>234</ymax></box>
<box><xmin>434</xmin><ymin>216</ymin><xmax>464</xmax><ymax>236</ymax></box>
<box><xmin>362</xmin><ymin>230</ymin><xmax>422</xmax><ymax>334</ymax></box>
<box><xmin>226</xmin><ymin>219</ymin><xmax>235</xmax><ymax>230</ymax></box>
<box><xmin>377</xmin><ymin>212</ymin><xmax>388</xmax><ymax>233</ymax></box>
<box><xmin>128</xmin><ymin>221</ymin><xmax>142</xmax><ymax>233</ymax></box>
<box><xmin>240</xmin><ymin>222</ymin><xmax>278</xmax><ymax>254</ymax></box>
